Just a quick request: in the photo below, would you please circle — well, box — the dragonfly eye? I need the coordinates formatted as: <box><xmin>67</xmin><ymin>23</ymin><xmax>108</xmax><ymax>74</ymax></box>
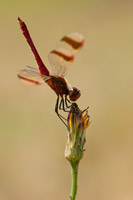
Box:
<box><xmin>69</xmin><ymin>87</ymin><xmax>81</xmax><ymax>101</ymax></box>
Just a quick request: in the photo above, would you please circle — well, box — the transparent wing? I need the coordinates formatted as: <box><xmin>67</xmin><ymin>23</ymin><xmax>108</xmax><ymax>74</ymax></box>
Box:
<box><xmin>48</xmin><ymin>32</ymin><xmax>84</xmax><ymax>77</ymax></box>
<box><xmin>17</xmin><ymin>66</ymin><xmax>50</xmax><ymax>85</ymax></box>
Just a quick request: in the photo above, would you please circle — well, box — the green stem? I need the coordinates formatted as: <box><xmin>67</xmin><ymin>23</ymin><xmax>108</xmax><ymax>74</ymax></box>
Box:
<box><xmin>70</xmin><ymin>161</ymin><xmax>79</xmax><ymax>200</ymax></box>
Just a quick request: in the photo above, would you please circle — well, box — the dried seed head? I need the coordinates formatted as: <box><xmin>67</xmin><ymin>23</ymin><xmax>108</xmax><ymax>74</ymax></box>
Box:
<box><xmin>65</xmin><ymin>103</ymin><xmax>91</xmax><ymax>163</ymax></box>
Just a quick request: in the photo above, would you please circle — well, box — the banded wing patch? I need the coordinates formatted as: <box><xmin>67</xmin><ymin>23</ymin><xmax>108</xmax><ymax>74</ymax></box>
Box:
<box><xmin>61</xmin><ymin>32</ymin><xmax>84</xmax><ymax>52</ymax></box>
<box><xmin>17</xmin><ymin>66</ymin><xmax>50</xmax><ymax>85</ymax></box>
<box><xmin>48</xmin><ymin>32</ymin><xmax>84</xmax><ymax>77</ymax></box>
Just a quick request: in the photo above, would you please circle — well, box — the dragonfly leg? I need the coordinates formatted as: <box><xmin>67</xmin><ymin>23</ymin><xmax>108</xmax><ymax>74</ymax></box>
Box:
<box><xmin>58</xmin><ymin>98</ymin><xmax>67</xmax><ymax>120</ymax></box>
<box><xmin>59</xmin><ymin>96</ymin><xmax>71</xmax><ymax>112</ymax></box>
<box><xmin>59</xmin><ymin>98</ymin><xmax>63</xmax><ymax>110</ymax></box>
<box><xmin>55</xmin><ymin>96</ymin><xmax>68</xmax><ymax>127</ymax></box>
<box><xmin>61</xmin><ymin>97</ymin><xmax>71</xmax><ymax>113</ymax></box>
<box><xmin>65</xmin><ymin>96</ymin><xmax>72</xmax><ymax>108</ymax></box>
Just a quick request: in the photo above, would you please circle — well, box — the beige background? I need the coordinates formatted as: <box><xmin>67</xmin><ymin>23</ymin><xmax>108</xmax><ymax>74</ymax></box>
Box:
<box><xmin>0</xmin><ymin>0</ymin><xmax>133</xmax><ymax>199</ymax></box>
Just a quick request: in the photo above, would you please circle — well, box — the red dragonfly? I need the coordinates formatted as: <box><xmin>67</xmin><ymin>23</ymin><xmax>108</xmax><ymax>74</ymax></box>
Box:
<box><xmin>17</xmin><ymin>17</ymin><xmax>84</xmax><ymax>126</ymax></box>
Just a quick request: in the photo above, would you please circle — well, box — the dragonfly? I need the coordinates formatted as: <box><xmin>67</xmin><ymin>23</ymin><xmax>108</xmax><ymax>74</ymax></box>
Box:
<box><xmin>17</xmin><ymin>17</ymin><xmax>84</xmax><ymax>127</ymax></box>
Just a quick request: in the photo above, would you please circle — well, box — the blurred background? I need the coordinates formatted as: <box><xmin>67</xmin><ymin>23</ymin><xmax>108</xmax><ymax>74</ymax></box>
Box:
<box><xmin>0</xmin><ymin>0</ymin><xmax>133</xmax><ymax>199</ymax></box>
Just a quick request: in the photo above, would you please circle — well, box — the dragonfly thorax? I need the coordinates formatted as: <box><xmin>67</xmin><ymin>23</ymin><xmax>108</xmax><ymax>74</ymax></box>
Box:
<box><xmin>69</xmin><ymin>87</ymin><xmax>81</xmax><ymax>101</ymax></box>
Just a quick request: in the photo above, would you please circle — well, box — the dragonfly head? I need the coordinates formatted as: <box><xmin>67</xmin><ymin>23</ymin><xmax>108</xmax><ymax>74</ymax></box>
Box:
<box><xmin>69</xmin><ymin>87</ymin><xmax>81</xmax><ymax>101</ymax></box>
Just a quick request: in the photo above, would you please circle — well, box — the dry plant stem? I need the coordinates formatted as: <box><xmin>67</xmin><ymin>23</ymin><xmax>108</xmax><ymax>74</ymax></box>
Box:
<box><xmin>70</xmin><ymin>161</ymin><xmax>79</xmax><ymax>200</ymax></box>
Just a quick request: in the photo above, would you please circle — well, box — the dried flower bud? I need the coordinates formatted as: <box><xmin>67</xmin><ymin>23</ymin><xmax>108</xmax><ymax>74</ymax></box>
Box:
<box><xmin>65</xmin><ymin>103</ymin><xmax>90</xmax><ymax>163</ymax></box>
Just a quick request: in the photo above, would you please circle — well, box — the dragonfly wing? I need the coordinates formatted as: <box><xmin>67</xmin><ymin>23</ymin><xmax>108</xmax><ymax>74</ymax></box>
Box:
<box><xmin>48</xmin><ymin>32</ymin><xmax>84</xmax><ymax>77</ymax></box>
<box><xmin>48</xmin><ymin>47</ymin><xmax>74</xmax><ymax>77</ymax></box>
<box><xmin>59</xmin><ymin>32</ymin><xmax>84</xmax><ymax>54</ymax></box>
<box><xmin>17</xmin><ymin>66</ymin><xmax>50</xmax><ymax>85</ymax></box>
